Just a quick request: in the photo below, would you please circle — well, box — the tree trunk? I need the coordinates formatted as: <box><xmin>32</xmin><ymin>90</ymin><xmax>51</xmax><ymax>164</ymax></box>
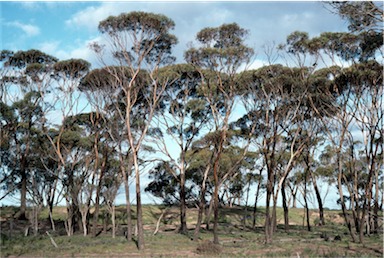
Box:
<box><xmin>193</xmin><ymin>192</ymin><xmax>206</xmax><ymax>241</ymax></box>
<box><xmin>19</xmin><ymin>169</ymin><xmax>28</xmax><ymax>220</ymax></box>
<box><xmin>112</xmin><ymin>204</ymin><xmax>116</xmax><ymax>238</ymax></box>
<box><xmin>265</xmin><ymin>175</ymin><xmax>273</xmax><ymax>244</ymax></box>
<box><xmin>243</xmin><ymin>179</ymin><xmax>251</xmax><ymax>227</ymax></box>
<box><xmin>121</xmin><ymin>153</ymin><xmax>132</xmax><ymax>241</ymax></box>
<box><xmin>303</xmin><ymin>177</ymin><xmax>311</xmax><ymax>232</ymax></box>
<box><xmin>252</xmin><ymin>169</ymin><xmax>263</xmax><ymax>229</ymax></box>
<box><xmin>373</xmin><ymin>168</ymin><xmax>379</xmax><ymax>234</ymax></box>
<box><xmin>337</xmin><ymin>150</ymin><xmax>357</xmax><ymax>242</ymax></box>
<box><xmin>204</xmin><ymin>197</ymin><xmax>214</xmax><ymax>231</ymax></box>
<box><xmin>179</xmin><ymin>169</ymin><xmax>187</xmax><ymax>234</ymax></box>
<box><xmin>92</xmin><ymin>152</ymin><xmax>107</xmax><ymax>237</ymax></box>
<box><xmin>82</xmin><ymin>210</ymin><xmax>88</xmax><ymax>236</ymax></box>
<box><xmin>311</xmin><ymin>173</ymin><xmax>324</xmax><ymax>225</ymax></box>
<box><xmin>133</xmin><ymin>150</ymin><xmax>144</xmax><ymax>250</ymax></box>
<box><xmin>281</xmin><ymin>180</ymin><xmax>289</xmax><ymax>231</ymax></box>
<box><xmin>212</xmin><ymin>131</ymin><xmax>224</xmax><ymax>245</ymax></box>
<box><xmin>194</xmin><ymin>164</ymin><xmax>211</xmax><ymax>241</ymax></box>
<box><xmin>291</xmin><ymin>186</ymin><xmax>298</xmax><ymax>208</ymax></box>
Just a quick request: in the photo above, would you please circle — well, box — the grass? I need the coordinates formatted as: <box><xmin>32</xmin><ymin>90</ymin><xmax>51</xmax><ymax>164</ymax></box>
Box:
<box><xmin>1</xmin><ymin>205</ymin><xmax>383</xmax><ymax>257</ymax></box>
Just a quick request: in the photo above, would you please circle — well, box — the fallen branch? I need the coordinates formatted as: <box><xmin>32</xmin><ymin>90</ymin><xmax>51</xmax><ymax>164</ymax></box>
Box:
<box><xmin>153</xmin><ymin>208</ymin><xmax>168</xmax><ymax>235</ymax></box>
<box><xmin>46</xmin><ymin>231</ymin><xmax>58</xmax><ymax>248</ymax></box>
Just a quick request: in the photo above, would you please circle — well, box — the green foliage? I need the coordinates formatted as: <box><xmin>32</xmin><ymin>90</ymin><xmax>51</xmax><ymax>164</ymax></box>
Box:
<box><xmin>53</xmin><ymin>59</ymin><xmax>91</xmax><ymax>79</ymax></box>
<box><xmin>3</xmin><ymin>49</ymin><xmax>58</xmax><ymax>68</ymax></box>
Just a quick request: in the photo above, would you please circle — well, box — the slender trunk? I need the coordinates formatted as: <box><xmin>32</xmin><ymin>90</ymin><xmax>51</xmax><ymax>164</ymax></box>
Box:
<box><xmin>281</xmin><ymin>180</ymin><xmax>289</xmax><ymax>231</ymax></box>
<box><xmin>204</xmin><ymin>197</ymin><xmax>214</xmax><ymax>230</ymax></box>
<box><xmin>272</xmin><ymin>197</ymin><xmax>277</xmax><ymax>233</ymax></box>
<box><xmin>179</xmin><ymin>168</ymin><xmax>187</xmax><ymax>234</ymax></box>
<box><xmin>120</xmin><ymin>153</ymin><xmax>132</xmax><ymax>241</ymax></box>
<box><xmin>337</xmin><ymin>150</ymin><xmax>357</xmax><ymax>242</ymax></box>
<box><xmin>48</xmin><ymin>177</ymin><xmax>58</xmax><ymax>231</ymax></box>
<box><xmin>265</xmin><ymin>173</ymin><xmax>273</xmax><ymax>244</ymax></box>
<box><xmin>243</xmin><ymin>179</ymin><xmax>251</xmax><ymax>227</ymax></box>
<box><xmin>252</xmin><ymin>169</ymin><xmax>263</xmax><ymax>229</ymax></box>
<box><xmin>373</xmin><ymin>167</ymin><xmax>379</xmax><ymax>234</ymax></box>
<box><xmin>194</xmin><ymin>192</ymin><xmax>206</xmax><ymax>241</ymax></box>
<box><xmin>112</xmin><ymin>204</ymin><xmax>116</xmax><ymax>238</ymax></box>
<box><xmin>19</xmin><ymin>169</ymin><xmax>28</xmax><ymax>220</ymax></box>
<box><xmin>292</xmin><ymin>187</ymin><xmax>298</xmax><ymax>208</ymax></box>
<box><xmin>17</xmin><ymin>133</ymin><xmax>29</xmax><ymax>220</ymax></box>
<box><xmin>193</xmin><ymin>164</ymin><xmax>211</xmax><ymax>241</ymax></box>
<box><xmin>92</xmin><ymin>151</ymin><xmax>108</xmax><ymax>237</ymax></box>
<box><xmin>133</xmin><ymin>150</ymin><xmax>144</xmax><ymax>250</ymax></box>
<box><xmin>212</xmin><ymin>130</ymin><xmax>225</xmax><ymax>245</ymax></box>
<box><xmin>49</xmin><ymin>207</ymin><xmax>55</xmax><ymax>231</ymax></box>
<box><xmin>303</xmin><ymin>174</ymin><xmax>311</xmax><ymax>231</ymax></box>
<box><xmin>82</xmin><ymin>211</ymin><xmax>88</xmax><ymax>236</ymax></box>
<box><xmin>212</xmin><ymin>175</ymin><xmax>220</xmax><ymax>244</ymax></box>
<box><xmin>311</xmin><ymin>173</ymin><xmax>324</xmax><ymax>225</ymax></box>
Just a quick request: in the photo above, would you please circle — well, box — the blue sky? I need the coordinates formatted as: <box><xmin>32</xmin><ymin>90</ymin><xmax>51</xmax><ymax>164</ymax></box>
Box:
<box><xmin>1</xmin><ymin>1</ymin><xmax>349</xmax><ymax>69</ymax></box>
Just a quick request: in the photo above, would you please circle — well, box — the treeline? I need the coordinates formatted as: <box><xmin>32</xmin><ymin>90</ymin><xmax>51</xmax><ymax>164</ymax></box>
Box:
<box><xmin>0</xmin><ymin>2</ymin><xmax>382</xmax><ymax>249</ymax></box>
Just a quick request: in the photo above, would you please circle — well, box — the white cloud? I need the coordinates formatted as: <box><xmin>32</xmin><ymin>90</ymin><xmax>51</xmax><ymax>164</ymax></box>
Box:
<box><xmin>65</xmin><ymin>4</ymin><xmax>121</xmax><ymax>31</ymax></box>
<box><xmin>39</xmin><ymin>41</ymin><xmax>60</xmax><ymax>54</ymax></box>
<box><xmin>7</xmin><ymin>21</ymin><xmax>40</xmax><ymax>37</ymax></box>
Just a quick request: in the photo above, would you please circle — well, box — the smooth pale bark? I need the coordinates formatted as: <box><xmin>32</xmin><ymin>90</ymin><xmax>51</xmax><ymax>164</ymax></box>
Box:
<box><xmin>120</xmin><ymin>154</ymin><xmax>132</xmax><ymax>241</ymax></box>
<box><xmin>252</xmin><ymin>169</ymin><xmax>263</xmax><ymax>229</ymax></box>
<box><xmin>194</xmin><ymin>164</ymin><xmax>211</xmax><ymax>241</ymax></box>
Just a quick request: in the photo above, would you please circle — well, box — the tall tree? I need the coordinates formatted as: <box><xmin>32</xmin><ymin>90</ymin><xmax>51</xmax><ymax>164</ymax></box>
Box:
<box><xmin>152</xmin><ymin>63</ymin><xmax>210</xmax><ymax>234</ymax></box>
<box><xmin>93</xmin><ymin>11</ymin><xmax>177</xmax><ymax>250</ymax></box>
<box><xmin>185</xmin><ymin>23</ymin><xmax>254</xmax><ymax>244</ymax></box>
<box><xmin>0</xmin><ymin>49</ymin><xmax>58</xmax><ymax>220</ymax></box>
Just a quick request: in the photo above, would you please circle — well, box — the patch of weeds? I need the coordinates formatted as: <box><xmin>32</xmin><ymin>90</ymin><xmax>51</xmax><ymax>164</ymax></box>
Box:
<box><xmin>302</xmin><ymin>247</ymin><xmax>315</xmax><ymax>256</ymax></box>
<box><xmin>196</xmin><ymin>240</ymin><xmax>222</xmax><ymax>255</ymax></box>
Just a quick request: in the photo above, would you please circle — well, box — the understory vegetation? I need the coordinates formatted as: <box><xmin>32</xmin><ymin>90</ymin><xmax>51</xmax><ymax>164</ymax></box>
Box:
<box><xmin>1</xmin><ymin>205</ymin><xmax>383</xmax><ymax>257</ymax></box>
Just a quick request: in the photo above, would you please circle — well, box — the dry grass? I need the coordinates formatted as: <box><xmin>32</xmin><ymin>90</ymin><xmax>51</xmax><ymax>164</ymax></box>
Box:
<box><xmin>1</xmin><ymin>205</ymin><xmax>383</xmax><ymax>257</ymax></box>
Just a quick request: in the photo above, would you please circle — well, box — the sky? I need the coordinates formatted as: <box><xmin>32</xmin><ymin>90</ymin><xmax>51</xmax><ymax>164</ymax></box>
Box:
<box><xmin>1</xmin><ymin>1</ymin><xmax>350</xmax><ymax>69</ymax></box>
<box><xmin>0</xmin><ymin>1</ymin><xmax>351</xmax><ymax>208</ymax></box>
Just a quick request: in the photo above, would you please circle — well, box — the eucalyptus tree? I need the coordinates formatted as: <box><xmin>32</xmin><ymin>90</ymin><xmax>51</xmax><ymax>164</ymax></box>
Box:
<box><xmin>335</xmin><ymin>61</ymin><xmax>383</xmax><ymax>240</ymax></box>
<box><xmin>150</xmin><ymin>63</ymin><xmax>210</xmax><ymax>234</ymax></box>
<box><xmin>80</xmin><ymin>67</ymin><xmax>135</xmax><ymax>240</ymax></box>
<box><xmin>185</xmin><ymin>23</ymin><xmax>254</xmax><ymax>244</ymax></box>
<box><xmin>183</xmin><ymin>128</ymin><xmax>256</xmax><ymax>241</ymax></box>
<box><xmin>328</xmin><ymin>1</ymin><xmax>383</xmax><ymax>33</ymax></box>
<box><xmin>298</xmin><ymin>26</ymin><xmax>383</xmax><ymax>242</ymax></box>
<box><xmin>0</xmin><ymin>94</ymin><xmax>44</xmax><ymax>221</ymax></box>
<box><xmin>0</xmin><ymin>49</ymin><xmax>58</xmax><ymax>220</ymax></box>
<box><xmin>101</xmin><ymin>157</ymin><xmax>122</xmax><ymax>239</ymax></box>
<box><xmin>43</xmin><ymin>58</ymin><xmax>91</xmax><ymax>233</ymax></box>
<box><xmin>92</xmin><ymin>11</ymin><xmax>178</xmax><ymax>249</ymax></box>
<box><xmin>238</xmin><ymin>63</ymin><xmax>314</xmax><ymax>242</ymax></box>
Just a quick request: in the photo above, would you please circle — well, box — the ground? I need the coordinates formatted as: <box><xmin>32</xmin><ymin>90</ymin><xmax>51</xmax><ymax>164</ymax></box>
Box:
<box><xmin>1</xmin><ymin>205</ymin><xmax>383</xmax><ymax>257</ymax></box>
